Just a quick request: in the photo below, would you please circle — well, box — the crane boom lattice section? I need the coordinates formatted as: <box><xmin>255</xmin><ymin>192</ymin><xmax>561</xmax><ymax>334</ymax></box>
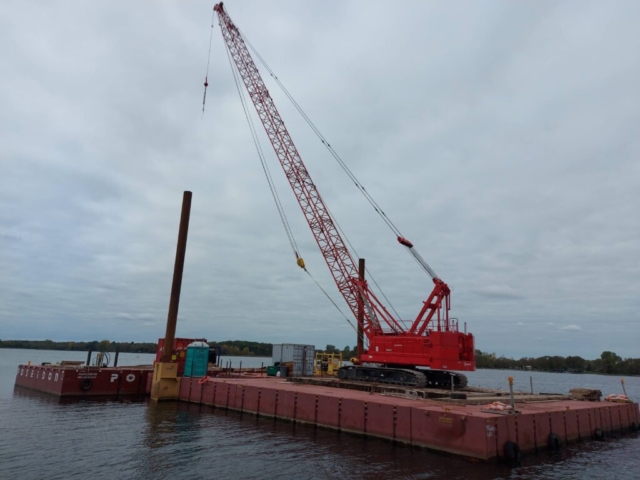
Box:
<box><xmin>216</xmin><ymin>5</ymin><xmax>382</xmax><ymax>334</ymax></box>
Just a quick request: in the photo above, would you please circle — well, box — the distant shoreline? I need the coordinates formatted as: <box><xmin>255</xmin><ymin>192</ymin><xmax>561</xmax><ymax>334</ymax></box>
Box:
<box><xmin>0</xmin><ymin>347</ymin><xmax>272</xmax><ymax>358</ymax></box>
<box><xmin>2</xmin><ymin>342</ymin><xmax>638</xmax><ymax>376</ymax></box>
<box><xmin>0</xmin><ymin>339</ymin><xmax>274</xmax><ymax>357</ymax></box>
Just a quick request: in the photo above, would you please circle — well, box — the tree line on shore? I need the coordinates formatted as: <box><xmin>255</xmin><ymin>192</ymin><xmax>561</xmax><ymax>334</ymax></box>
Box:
<box><xmin>0</xmin><ymin>339</ymin><xmax>273</xmax><ymax>357</ymax></box>
<box><xmin>321</xmin><ymin>344</ymin><xmax>358</xmax><ymax>359</ymax></box>
<box><xmin>0</xmin><ymin>339</ymin><xmax>158</xmax><ymax>353</ymax></box>
<box><xmin>208</xmin><ymin>340</ymin><xmax>272</xmax><ymax>357</ymax></box>
<box><xmin>476</xmin><ymin>349</ymin><xmax>640</xmax><ymax>375</ymax></box>
<box><xmin>3</xmin><ymin>340</ymin><xmax>637</xmax><ymax>375</ymax></box>
<box><xmin>0</xmin><ymin>339</ymin><xmax>356</xmax><ymax>358</ymax></box>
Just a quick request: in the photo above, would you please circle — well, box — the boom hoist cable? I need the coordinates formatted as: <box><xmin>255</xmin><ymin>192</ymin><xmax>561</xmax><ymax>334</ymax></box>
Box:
<box><xmin>238</xmin><ymin>30</ymin><xmax>440</xmax><ymax>281</ymax></box>
<box><xmin>226</xmin><ymin>22</ymin><xmax>416</xmax><ymax>320</ymax></box>
<box><xmin>211</xmin><ymin>12</ymin><xmax>401</xmax><ymax>320</ymax></box>
<box><xmin>219</xmin><ymin>27</ymin><xmax>359</xmax><ymax>335</ymax></box>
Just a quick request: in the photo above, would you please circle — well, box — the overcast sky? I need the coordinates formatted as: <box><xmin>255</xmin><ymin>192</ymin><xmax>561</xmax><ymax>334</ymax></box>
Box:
<box><xmin>1</xmin><ymin>1</ymin><xmax>639</xmax><ymax>360</ymax></box>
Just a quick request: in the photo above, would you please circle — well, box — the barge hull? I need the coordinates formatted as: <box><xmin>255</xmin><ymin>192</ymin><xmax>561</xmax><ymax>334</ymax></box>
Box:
<box><xmin>179</xmin><ymin>376</ymin><xmax>639</xmax><ymax>460</ymax></box>
<box><xmin>15</xmin><ymin>364</ymin><xmax>151</xmax><ymax>397</ymax></box>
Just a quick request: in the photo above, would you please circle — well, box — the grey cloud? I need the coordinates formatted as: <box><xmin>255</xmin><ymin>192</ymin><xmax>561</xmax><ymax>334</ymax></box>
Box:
<box><xmin>560</xmin><ymin>325</ymin><xmax>582</xmax><ymax>331</ymax></box>
<box><xmin>1</xmin><ymin>1</ymin><xmax>639</xmax><ymax>359</ymax></box>
<box><xmin>472</xmin><ymin>285</ymin><xmax>526</xmax><ymax>300</ymax></box>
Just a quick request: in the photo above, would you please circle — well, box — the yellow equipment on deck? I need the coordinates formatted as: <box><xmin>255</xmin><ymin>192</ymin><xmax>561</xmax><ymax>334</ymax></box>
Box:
<box><xmin>314</xmin><ymin>352</ymin><xmax>343</xmax><ymax>376</ymax></box>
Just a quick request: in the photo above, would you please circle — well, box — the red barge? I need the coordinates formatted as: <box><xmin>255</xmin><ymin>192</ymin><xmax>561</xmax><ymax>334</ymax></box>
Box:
<box><xmin>12</xmin><ymin>338</ymin><xmax>203</xmax><ymax>397</ymax></box>
<box><xmin>14</xmin><ymin>362</ymin><xmax>151</xmax><ymax>397</ymax></box>
<box><xmin>12</xmin><ymin>348</ymin><xmax>640</xmax><ymax>461</ymax></box>
<box><xmin>178</xmin><ymin>375</ymin><xmax>640</xmax><ymax>461</ymax></box>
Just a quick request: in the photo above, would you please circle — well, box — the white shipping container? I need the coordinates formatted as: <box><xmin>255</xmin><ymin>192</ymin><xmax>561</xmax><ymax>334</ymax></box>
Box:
<box><xmin>272</xmin><ymin>344</ymin><xmax>315</xmax><ymax>376</ymax></box>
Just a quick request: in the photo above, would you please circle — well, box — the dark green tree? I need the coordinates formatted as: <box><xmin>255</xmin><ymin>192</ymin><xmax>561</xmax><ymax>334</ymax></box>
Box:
<box><xmin>600</xmin><ymin>351</ymin><xmax>622</xmax><ymax>374</ymax></box>
<box><xmin>324</xmin><ymin>344</ymin><xmax>339</xmax><ymax>354</ymax></box>
<box><xmin>565</xmin><ymin>356</ymin><xmax>585</xmax><ymax>371</ymax></box>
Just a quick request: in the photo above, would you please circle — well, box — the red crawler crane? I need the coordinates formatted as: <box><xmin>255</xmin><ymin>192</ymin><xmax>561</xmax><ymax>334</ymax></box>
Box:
<box><xmin>214</xmin><ymin>3</ymin><xmax>475</xmax><ymax>387</ymax></box>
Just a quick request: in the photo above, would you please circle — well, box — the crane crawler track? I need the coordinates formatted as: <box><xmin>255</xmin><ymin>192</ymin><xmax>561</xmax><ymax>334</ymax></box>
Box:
<box><xmin>338</xmin><ymin>366</ymin><xmax>468</xmax><ymax>389</ymax></box>
<box><xmin>422</xmin><ymin>370</ymin><xmax>468</xmax><ymax>389</ymax></box>
<box><xmin>338</xmin><ymin>366</ymin><xmax>427</xmax><ymax>388</ymax></box>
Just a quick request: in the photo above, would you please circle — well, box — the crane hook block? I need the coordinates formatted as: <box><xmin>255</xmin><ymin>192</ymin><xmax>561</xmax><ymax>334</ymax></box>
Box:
<box><xmin>297</xmin><ymin>257</ymin><xmax>306</xmax><ymax>269</ymax></box>
<box><xmin>397</xmin><ymin>236</ymin><xmax>413</xmax><ymax>248</ymax></box>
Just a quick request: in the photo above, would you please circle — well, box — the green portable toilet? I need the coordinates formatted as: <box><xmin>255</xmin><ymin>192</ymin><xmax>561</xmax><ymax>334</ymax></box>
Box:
<box><xmin>184</xmin><ymin>341</ymin><xmax>209</xmax><ymax>377</ymax></box>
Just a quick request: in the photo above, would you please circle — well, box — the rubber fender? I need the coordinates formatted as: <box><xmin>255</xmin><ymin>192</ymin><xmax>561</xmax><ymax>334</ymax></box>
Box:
<box><xmin>450</xmin><ymin>393</ymin><xmax>467</xmax><ymax>400</ymax></box>
<box><xmin>80</xmin><ymin>378</ymin><xmax>92</xmax><ymax>391</ymax></box>
<box><xmin>548</xmin><ymin>432</ymin><xmax>561</xmax><ymax>451</ymax></box>
<box><xmin>630</xmin><ymin>422</ymin><xmax>639</xmax><ymax>433</ymax></box>
<box><xmin>503</xmin><ymin>441</ymin><xmax>521</xmax><ymax>463</ymax></box>
<box><xmin>594</xmin><ymin>428</ymin><xmax>606</xmax><ymax>441</ymax></box>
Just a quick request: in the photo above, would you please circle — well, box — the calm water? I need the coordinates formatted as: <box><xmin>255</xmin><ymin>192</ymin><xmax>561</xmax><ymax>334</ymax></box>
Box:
<box><xmin>0</xmin><ymin>349</ymin><xmax>638</xmax><ymax>479</ymax></box>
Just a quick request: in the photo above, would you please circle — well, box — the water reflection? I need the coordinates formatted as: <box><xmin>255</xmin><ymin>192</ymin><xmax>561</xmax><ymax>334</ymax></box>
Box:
<box><xmin>140</xmin><ymin>400</ymin><xmax>514</xmax><ymax>480</ymax></box>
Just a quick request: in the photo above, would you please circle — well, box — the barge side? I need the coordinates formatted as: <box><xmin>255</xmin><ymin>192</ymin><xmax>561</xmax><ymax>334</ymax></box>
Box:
<box><xmin>179</xmin><ymin>376</ymin><xmax>639</xmax><ymax>461</ymax></box>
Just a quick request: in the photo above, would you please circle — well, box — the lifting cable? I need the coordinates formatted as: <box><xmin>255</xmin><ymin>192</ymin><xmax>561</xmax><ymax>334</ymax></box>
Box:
<box><xmin>324</xmin><ymin>201</ymin><xmax>402</xmax><ymax>321</ymax></box>
<box><xmin>221</xmin><ymin>36</ymin><xmax>358</xmax><ymax>334</ymax></box>
<box><xmin>237</xmin><ymin>30</ymin><xmax>440</xmax><ymax>281</ymax></box>
<box><xmin>202</xmin><ymin>10</ymin><xmax>216</xmax><ymax>113</ymax></box>
<box><xmin>223</xmin><ymin>44</ymin><xmax>300</xmax><ymax>258</ymax></box>
<box><xmin>303</xmin><ymin>270</ymin><xmax>359</xmax><ymax>334</ymax></box>
<box><xmin>222</xmin><ymin>17</ymin><xmax>403</xmax><ymax>319</ymax></box>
